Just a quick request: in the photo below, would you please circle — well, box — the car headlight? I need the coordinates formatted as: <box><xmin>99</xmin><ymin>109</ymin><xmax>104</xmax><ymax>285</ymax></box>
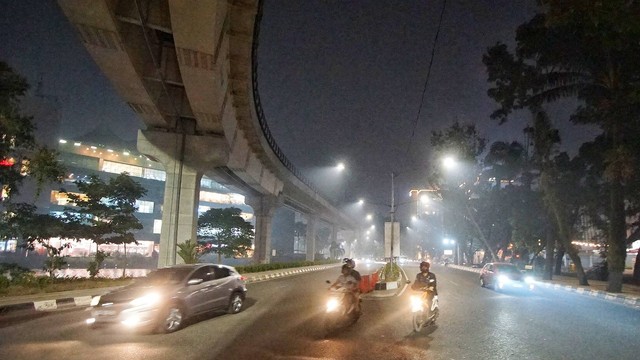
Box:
<box><xmin>130</xmin><ymin>292</ymin><xmax>162</xmax><ymax>307</ymax></box>
<box><xmin>524</xmin><ymin>276</ymin><xmax>534</xmax><ymax>284</ymax></box>
<box><xmin>498</xmin><ymin>275</ymin><xmax>510</xmax><ymax>283</ymax></box>
<box><xmin>90</xmin><ymin>296</ymin><xmax>101</xmax><ymax>307</ymax></box>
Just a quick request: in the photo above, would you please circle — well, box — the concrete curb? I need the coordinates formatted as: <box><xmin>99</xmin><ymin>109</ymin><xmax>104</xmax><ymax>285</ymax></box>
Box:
<box><xmin>242</xmin><ymin>264</ymin><xmax>337</xmax><ymax>284</ymax></box>
<box><xmin>536</xmin><ymin>282</ymin><xmax>640</xmax><ymax>308</ymax></box>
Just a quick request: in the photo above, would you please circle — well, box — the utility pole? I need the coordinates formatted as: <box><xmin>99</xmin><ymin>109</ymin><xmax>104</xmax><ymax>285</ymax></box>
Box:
<box><xmin>390</xmin><ymin>172</ymin><xmax>395</xmax><ymax>263</ymax></box>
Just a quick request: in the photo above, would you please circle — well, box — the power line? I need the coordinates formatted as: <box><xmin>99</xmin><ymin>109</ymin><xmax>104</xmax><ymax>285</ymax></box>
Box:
<box><xmin>403</xmin><ymin>0</ymin><xmax>447</xmax><ymax>160</ymax></box>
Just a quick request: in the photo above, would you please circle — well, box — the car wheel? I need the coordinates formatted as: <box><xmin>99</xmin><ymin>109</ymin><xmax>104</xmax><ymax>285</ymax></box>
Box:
<box><xmin>228</xmin><ymin>292</ymin><xmax>244</xmax><ymax>314</ymax></box>
<box><xmin>157</xmin><ymin>304</ymin><xmax>184</xmax><ymax>333</ymax></box>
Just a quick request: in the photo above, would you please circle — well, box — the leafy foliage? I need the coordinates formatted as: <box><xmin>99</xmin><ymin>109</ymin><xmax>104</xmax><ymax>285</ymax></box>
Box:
<box><xmin>63</xmin><ymin>173</ymin><xmax>147</xmax><ymax>278</ymax></box>
<box><xmin>1</xmin><ymin>203</ymin><xmax>71</xmax><ymax>277</ymax></box>
<box><xmin>483</xmin><ymin>2</ymin><xmax>640</xmax><ymax>291</ymax></box>
<box><xmin>177</xmin><ymin>239</ymin><xmax>204</xmax><ymax>264</ymax></box>
<box><xmin>0</xmin><ymin>61</ymin><xmax>65</xmax><ymax>201</ymax></box>
<box><xmin>197</xmin><ymin>207</ymin><xmax>254</xmax><ymax>263</ymax></box>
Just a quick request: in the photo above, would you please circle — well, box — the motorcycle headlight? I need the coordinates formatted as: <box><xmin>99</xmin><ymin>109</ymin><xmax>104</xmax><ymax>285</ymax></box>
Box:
<box><xmin>410</xmin><ymin>295</ymin><xmax>423</xmax><ymax>312</ymax></box>
<box><xmin>326</xmin><ymin>298</ymin><xmax>340</xmax><ymax>312</ymax></box>
<box><xmin>130</xmin><ymin>292</ymin><xmax>162</xmax><ymax>307</ymax></box>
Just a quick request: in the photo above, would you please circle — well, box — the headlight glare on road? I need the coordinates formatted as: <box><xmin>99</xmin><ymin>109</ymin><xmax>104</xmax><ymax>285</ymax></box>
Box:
<box><xmin>90</xmin><ymin>296</ymin><xmax>101</xmax><ymax>307</ymax></box>
<box><xmin>130</xmin><ymin>292</ymin><xmax>161</xmax><ymax>307</ymax></box>
<box><xmin>524</xmin><ymin>276</ymin><xmax>534</xmax><ymax>284</ymax></box>
<box><xmin>86</xmin><ymin>317</ymin><xmax>96</xmax><ymax>325</ymax></box>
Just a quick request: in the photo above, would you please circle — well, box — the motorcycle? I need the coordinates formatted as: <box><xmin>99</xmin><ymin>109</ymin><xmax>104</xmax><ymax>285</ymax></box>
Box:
<box><xmin>323</xmin><ymin>281</ymin><xmax>360</xmax><ymax>335</ymax></box>
<box><xmin>410</xmin><ymin>278</ymin><xmax>439</xmax><ymax>332</ymax></box>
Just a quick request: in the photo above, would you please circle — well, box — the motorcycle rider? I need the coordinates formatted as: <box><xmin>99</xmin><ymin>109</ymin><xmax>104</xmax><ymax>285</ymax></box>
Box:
<box><xmin>344</xmin><ymin>258</ymin><xmax>362</xmax><ymax>312</ymax></box>
<box><xmin>329</xmin><ymin>264</ymin><xmax>359</xmax><ymax>314</ymax></box>
<box><xmin>343</xmin><ymin>258</ymin><xmax>361</xmax><ymax>282</ymax></box>
<box><xmin>412</xmin><ymin>261</ymin><xmax>438</xmax><ymax>307</ymax></box>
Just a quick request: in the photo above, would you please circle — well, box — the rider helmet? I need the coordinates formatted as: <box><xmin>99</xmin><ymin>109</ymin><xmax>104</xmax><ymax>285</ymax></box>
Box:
<box><xmin>343</xmin><ymin>258</ymin><xmax>356</xmax><ymax>268</ymax></box>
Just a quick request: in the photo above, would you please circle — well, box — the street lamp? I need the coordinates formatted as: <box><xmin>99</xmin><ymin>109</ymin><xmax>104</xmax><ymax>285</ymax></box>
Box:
<box><xmin>442</xmin><ymin>156</ymin><xmax>457</xmax><ymax>170</ymax></box>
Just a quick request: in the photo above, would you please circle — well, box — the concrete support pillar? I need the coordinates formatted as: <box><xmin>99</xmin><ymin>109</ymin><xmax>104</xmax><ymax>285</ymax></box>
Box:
<box><xmin>247</xmin><ymin>194</ymin><xmax>281</xmax><ymax>264</ymax></box>
<box><xmin>305</xmin><ymin>214</ymin><xmax>318</xmax><ymax>261</ymax></box>
<box><xmin>331</xmin><ymin>225</ymin><xmax>339</xmax><ymax>257</ymax></box>
<box><xmin>159</xmin><ymin>165</ymin><xmax>202</xmax><ymax>267</ymax></box>
<box><xmin>137</xmin><ymin>129</ymin><xmax>227</xmax><ymax>268</ymax></box>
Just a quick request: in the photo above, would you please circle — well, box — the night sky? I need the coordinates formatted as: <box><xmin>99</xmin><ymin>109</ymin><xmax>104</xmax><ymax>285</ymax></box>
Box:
<box><xmin>2</xmin><ymin>1</ymin><xmax>600</xmax><ymax>219</ymax></box>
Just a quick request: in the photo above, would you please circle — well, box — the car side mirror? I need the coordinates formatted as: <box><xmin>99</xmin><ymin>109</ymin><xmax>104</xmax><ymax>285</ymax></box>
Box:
<box><xmin>188</xmin><ymin>278</ymin><xmax>204</xmax><ymax>285</ymax></box>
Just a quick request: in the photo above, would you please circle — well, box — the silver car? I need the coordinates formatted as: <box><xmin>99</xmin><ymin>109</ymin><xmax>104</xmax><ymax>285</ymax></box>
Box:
<box><xmin>86</xmin><ymin>263</ymin><xmax>247</xmax><ymax>333</ymax></box>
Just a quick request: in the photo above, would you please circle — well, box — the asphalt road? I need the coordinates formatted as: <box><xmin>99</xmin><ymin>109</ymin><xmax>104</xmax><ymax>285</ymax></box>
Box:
<box><xmin>1</xmin><ymin>264</ymin><xmax>639</xmax><ymax>360</ymax></box>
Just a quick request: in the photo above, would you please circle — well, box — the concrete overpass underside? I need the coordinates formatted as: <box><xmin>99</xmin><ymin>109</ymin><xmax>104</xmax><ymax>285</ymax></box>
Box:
<box><xmin>58</xmin><ymin>0</ymin><xmax>356</xmax><ymax>266</ymax></box>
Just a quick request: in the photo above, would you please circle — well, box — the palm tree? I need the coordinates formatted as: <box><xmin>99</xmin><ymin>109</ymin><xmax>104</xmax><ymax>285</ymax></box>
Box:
<box><xmin>483</xmin><ymin>3</ymin><xmax>640</xmax><ymax>291</ymax></box>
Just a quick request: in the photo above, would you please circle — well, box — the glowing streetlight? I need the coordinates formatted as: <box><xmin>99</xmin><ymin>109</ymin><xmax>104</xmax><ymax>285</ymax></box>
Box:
<box><xmin>366</xmin><ymin>214</ymin><xmax>373</xmax><ymax>221</ymax></box>
<box><xmin>442</xmin><ymin>156</ymin><xmax>457</xmax><ymax>170</ymax></box>
<box><xmin>358</xmin><ymin>198</ymin><xmax>364</xmax><ymax>205</ymax></box>
<box><xmin>336</xmin><ymin>162</ymin><xmax>346</xmax><ymax>172</ymax></box>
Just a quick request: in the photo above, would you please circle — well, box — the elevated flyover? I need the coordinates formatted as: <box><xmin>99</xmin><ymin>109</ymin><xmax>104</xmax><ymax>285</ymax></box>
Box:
<box><xmin>57</xmin><ymin>0</ymin><xmax>355</xmax><ymax>266</ymax></box>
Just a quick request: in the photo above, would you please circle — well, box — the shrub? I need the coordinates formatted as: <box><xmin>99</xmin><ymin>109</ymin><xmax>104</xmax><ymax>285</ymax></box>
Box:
<box><xmin>379</xmin><ymin>262</ymin><xmax>400</xmax><ymax>282</ymax></box>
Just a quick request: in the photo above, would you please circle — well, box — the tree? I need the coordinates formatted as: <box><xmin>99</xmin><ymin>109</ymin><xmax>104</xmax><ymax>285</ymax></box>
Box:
<box><xmin>483</xmin><ymin>2</ymin><xmax>640</xmax><ymax>291</ymax></box>
<box><xmin>63</xmin><ymin>173</ymin><xmax>147</xmax><ymax>278</ymax></box>
<box><xmin>1</xmin><ymin>61</ymin><xmax>66</xmax><ymax>274</ymax></box>
<box><xmin>198</xmin><ymin>207</ymin><xmax>254</xmax><ymax>263</ymax></box>
<box><xmin>0</xmin><ymin>61</ymin><xmax>65</xmax><ymax>201</ymax></box>
<box><xmin>0</xmin><ymin>203</ymin><xmax>69</xmax><ymax>277</ymax></box>
<box><xmin>429</xmin><ymin>122</ymin><xmax>499</xmax><ymax>262</ymax></box>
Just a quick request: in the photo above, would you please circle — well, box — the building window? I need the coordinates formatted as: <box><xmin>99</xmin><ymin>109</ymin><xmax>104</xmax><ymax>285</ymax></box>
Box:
<box><xmin>102</xmin><ymin>160</ymin><xmax>143</xmax><ymax>177</ymax></box>
<box><xmin>51</xmin><ymin>190</ymin><xmax>87</xmax><ymax>206</ymax></box>
<box><xmin>153</xmin><ymin>219</ymin><xmax>162</xmax><ymax>234</ymax></box>
<box><xmin>199</xmin><ymin>191</ymin><xmax>245</xmax><ymax>205</ymax></box>
<box><xmin>143</xmin><ymin>168</ymin><xmax>166</xmax><ymax>181</ymax></box>
<box><xmin>136</xmin><ymin>200</ymin><xmax>154</xmax><ymax>213</ymax></box>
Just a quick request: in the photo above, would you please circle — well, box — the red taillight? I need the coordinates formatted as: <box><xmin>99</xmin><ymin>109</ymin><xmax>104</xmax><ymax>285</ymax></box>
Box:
<box><xmin>240</xmin><ymin>276</ymin><xmax>246</xmax><ymax>281</ymax></box>
<box><xmin>0</xmin><ymin>158</ymin><xmax>15</xmax><ymax>167</ymax></box>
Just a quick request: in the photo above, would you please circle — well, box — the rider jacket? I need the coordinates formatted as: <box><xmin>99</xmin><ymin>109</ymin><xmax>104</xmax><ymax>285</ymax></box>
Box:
<box><xmin>412</xmin><ymin>271</ymin><xmax>438</xmax><ymax>295</ymax></box>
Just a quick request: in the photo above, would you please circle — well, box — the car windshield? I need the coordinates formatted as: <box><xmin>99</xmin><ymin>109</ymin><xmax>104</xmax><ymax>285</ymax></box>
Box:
<box><xmin>137</xmin><ymin>268</ymin><xmax>193</xmax><ymax>286</ymax></box>
<box><xmin>496</xmin><ymin>265</ymin><xmax>521</xmax><ymax>274</ymax></box>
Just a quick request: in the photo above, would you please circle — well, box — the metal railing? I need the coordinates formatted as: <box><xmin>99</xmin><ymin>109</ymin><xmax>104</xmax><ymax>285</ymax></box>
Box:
<box><xmin>250</xmin><ymin>0</ymin><xmax>319</xmax><ymax>195</ymax></box>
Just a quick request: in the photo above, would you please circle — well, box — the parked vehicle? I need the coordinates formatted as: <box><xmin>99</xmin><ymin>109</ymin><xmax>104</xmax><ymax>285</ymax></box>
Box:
<box><xmin>409</xmin><ymin>278</ymin><xmax>439</xmax><ymax>332</ymax></box>
<box><xmin>479</xmin><ymin>262</ymin><xmax>534</xmax><ymax>292</ymax></box>
<box><xmin>86</xmin><ymin>263</ymin><xmax>247</xmax><ymax>333</ymax></box>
